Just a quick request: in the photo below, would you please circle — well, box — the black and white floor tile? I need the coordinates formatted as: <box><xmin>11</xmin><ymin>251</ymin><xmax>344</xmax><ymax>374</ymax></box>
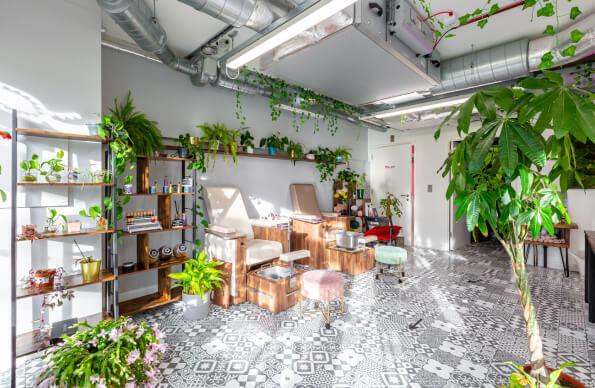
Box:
<box><xmin>9</xmin><ymin>244</ymin><xmax>595</xmax><ymax>387</ymax></box>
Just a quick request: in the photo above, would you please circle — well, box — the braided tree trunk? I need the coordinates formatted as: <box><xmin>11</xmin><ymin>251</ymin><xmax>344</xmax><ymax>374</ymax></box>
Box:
<box><xmin>509</xmin><ymin>243</ymin><xmax>549</xmax><ymax>385</ymax></box>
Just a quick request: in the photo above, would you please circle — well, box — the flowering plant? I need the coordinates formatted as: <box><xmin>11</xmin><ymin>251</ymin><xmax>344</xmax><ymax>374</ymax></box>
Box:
<box><xmin>37</xmin><ymin>317</ymin><xmax>166</xmax><ymax>388</ymax></box>
<box><xmin>334</xmin><ymin>189</ymin><xmax>349</xmax><ymax>203</ymax></box>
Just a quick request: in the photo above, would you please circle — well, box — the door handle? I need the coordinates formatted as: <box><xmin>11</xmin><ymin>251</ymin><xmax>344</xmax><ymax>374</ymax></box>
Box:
<box><xmin>400</xmin><ymin>194</ymin><xmax>410</xmax><ymax>201</ymax></box>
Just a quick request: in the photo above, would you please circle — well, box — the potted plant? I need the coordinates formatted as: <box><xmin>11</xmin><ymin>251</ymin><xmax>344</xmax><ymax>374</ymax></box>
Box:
<box><xmin>356</xmin><ymin>173</ymin><xmax>367</xmax><ymax>199</ymax></box>
<box><xmin>168</xmin><ymin>250</ymin><xmax>224</xmax><ymax>320</ymax></box>
<box><xmin>240</xmin><ymin>129</ymin><xmax>255</xmax><ymax>154</ymax></box>
<box><xmin>176</xmin><ymin>134</ymin><xmax>190</xmax><ymax>158</ymax></box>
<box><xmin>36</xmin><ymin>317</ymin><xmax>166</xmax><ymax>387</ymax></box>
<box><xmin>337</xmin><ymin>168</ymin><xmax>359</xmax><ymax>184</ymax></box>
<box><xmin>44</xmin><ymin>208</ymin><xmax>67</xmax><ymax>234</ymax></box>
<box><xmin>313</xmin><ymin>147</ymin><xmax>337</xmax><ymax>182</ymax></box>
<box><xmin>109</xmin><ymin>91</ymin><xmax>164</xmax><ymax>157</ymax></box>
<box><xmin>197</xmin><ymin>122</ymin><xmax>240</xmax><ymax>165</ymax></box>
<box><xmin>40</xmin><ymin>150</ymin><xmax>65</xmax><ymax>183</ymax></box>
<box><xmin>259</xmin><ymin>133</ymin><xmax>288</xmax><ymax>156</ymax></box>
<box><xmin>20</xmin><ymin>154</ymin><xmax>40</xmax><ymax>182</ymax></box>
<box><xmin>79</xmin><ymin>205</ymin><xmax>106</xmax><ymax>230</ymax></box>
<box><xmin>286</xmin><ymin>140</ymin><xmax>304</xmax><ymax>164</ymax></box>
<box><xmin>74</xmin><ymin>239</ymin><xmax>101</xmax><ymax>282</ymax></box>
<box><xmin>334</xmin><ymin>147</ymin><xmax>351</xmax><ymax>164</ymax></box>
<box><xmin>435</xmin><ymin>70</ymin><xmax>594</xmax><ymax>385</ymax></box>
<box><xmin>179</xmin><ymin>133</ymin><xmax>207</xmax><ymax>172</ymax></box>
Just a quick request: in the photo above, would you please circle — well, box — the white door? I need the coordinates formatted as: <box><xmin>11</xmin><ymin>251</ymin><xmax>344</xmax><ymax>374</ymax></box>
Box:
<box><xmin>370</xmin><ymin>144</ymin><xmax>413</xmax><ymax>246</ymax></box>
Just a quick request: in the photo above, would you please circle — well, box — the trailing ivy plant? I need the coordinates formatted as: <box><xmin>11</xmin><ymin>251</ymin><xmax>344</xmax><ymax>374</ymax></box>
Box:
<box><xmin>337</xmin><ymin>168</ymin><xmax>360</xmax><ymax>184</ymax></box>
<box><xmin>435</xmin><ymin>70</ymin><xmax>594</xmax><ymax>383</ymax></box>
<box><xmin>414</xmin><ymin>0</ymin><xmax>586</xmax><ymax>69</ymax></box>
<box><xmin>312</xmin><ymin>147</ymin><xmax>338</xmax><ymax>183</ymax></box>
<box><xmin>234</xmin><ymin>69</ymin><xmax>361</xmax><ymax>135</ymax></box>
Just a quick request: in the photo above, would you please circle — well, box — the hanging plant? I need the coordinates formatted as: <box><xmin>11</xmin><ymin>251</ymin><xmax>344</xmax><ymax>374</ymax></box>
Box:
<box><xmin>197</xmin><ymin>122</ymin><xmax>240</xmax><ymax>166</ymax></box>
<box><xmin>312</xmin><ymin>147</ymin><xmax>337</xmax><ymax>183</ymax></box>
<box><xmin>337</xmin><ymin>168</ymin><xmax>359</xmax><ymax>184</ymax></box>
<box><xmin>178</xmin><ymin>133</ymin><xmax>207</xmax><ymax>172</ymax></box>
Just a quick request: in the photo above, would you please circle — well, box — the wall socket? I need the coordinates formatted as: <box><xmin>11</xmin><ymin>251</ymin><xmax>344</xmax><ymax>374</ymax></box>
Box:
<box><xmin>427</xmin><ymin>184</ymin><xmax>433</xmax><ymax>192</ymax></box>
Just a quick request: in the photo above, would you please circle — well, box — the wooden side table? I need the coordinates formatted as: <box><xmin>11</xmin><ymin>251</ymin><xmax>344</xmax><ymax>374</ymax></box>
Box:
<box><xmin>524</xmin><ymin>222</ymin><xmax>578</xmax><ymax>277</ymax></box>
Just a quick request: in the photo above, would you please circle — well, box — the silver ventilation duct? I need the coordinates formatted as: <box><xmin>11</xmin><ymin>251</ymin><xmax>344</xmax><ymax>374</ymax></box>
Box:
<box><xmin>179</xmin><ymin>0</ymin><xmax>275</xmax><ymax>31</ymax></box>
<box><xmin>97</xmin><ymin>0</ymin><xmax>199</xmax><ymax>75</ymax></box>
<box><xmin>434</xmin><ymin>13</ymin><xmax>594</xmax><ymax>95</ymax></box>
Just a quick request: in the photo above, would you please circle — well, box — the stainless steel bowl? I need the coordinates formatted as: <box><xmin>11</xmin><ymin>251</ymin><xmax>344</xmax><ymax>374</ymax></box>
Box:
<box><xmin>336</xmin><ymin>231</ymin><xmax>363</xmax><ymax>250</ymax></box>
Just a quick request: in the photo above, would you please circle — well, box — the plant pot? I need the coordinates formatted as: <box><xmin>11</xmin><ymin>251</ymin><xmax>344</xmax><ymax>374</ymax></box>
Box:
<box><xmin>356</xmin><ymin>188</ymin><xmax>365</xmax><ymax>199</ymax></box>
<box><xmin>267</xmin><ymin>146</ymin><xmax>278</xmax><ymax>156</ymax></box>
<box><xmin>22</xmin><ymin>172</ymin><xmax>38</xmax><ymax>182</ymax></box>
<box><xmin>80</xmin><ymin>260</ymin><xmax>100</xmax><ymax>282</ymax></box>
<box><xmin>190</xmin><ymin>136</ymin><xmax>200</xmax><ymax>146</ymax></box>
<box><xmin>68</xmin><ymin>170</ymin><xmax>80</xmax><ymax>182</ymax></box>
<box><xmin>45</xmin><ymin>172</ymin><xmax>62</xmax><ymax>183</ymax></box>
<box><xmin>177</xmin><ymin>147</ymin><xmax>189</xmax><ymax>158</ymax></box>
<box><xmin>522</xmin><ymin>365</ymin><xmax>585</xmax><ymax>388</ymax></box>
<box><xmin>182</xmin><ymin>292</ymin><xmax>210</xmax><ymax>320</ymax></box>
<box><xmin>336</xmin><ymin>156</ymin><xmax>344</xmax><ymax>163</ymax></box>
<box><xmin>44</xmin><ymin>223</ymin><xmax>59</xmax><ymax>234</ymax></box>
<box><xmin>243</xmin><ymin>146</ymin><xmax>254</xmax><ymax>154</ymax></box>
<box><xmin>305</xmin><ymin>153</ymin><xmax>316</xmax><ymax>160</ymax></box>
<box><xmin>66</xmin><ymin>221</ymin><xmax>81</xmax><ymax>233</ymax></box>
<box><xmin>96</xmin><ymin>217</ymin><xmax>107</xmax><ymax>230</ymax></box>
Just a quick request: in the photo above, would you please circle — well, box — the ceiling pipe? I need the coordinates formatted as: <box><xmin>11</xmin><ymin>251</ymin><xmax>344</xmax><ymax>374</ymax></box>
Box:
<box><xmin>97</xmin><ymin>0</ymin><xmax>199</xmax><ymax>75</ymax></box>
<box><xmin>178</xmin><ymin>0</ymin><xmax>275</xmax><ymax>31</ymax></box>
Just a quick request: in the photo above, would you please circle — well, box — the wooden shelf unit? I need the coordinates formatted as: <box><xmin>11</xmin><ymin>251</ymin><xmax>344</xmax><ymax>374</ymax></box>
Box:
<box><xmin>17</xmin><ymin>270</ymin><xmax>115</xmax><ymax>299</ymax></box>
<box><xmin>117</xmin><ymin>153</ymin><xmax>196</xmax><ymax>316</ymax></box>
<box><xmin>16</xmin><ymin>127</ymin><xmax>105</xmax><ymax>143</ymax></box>
<box><xmin>16</xmin><ymin>312</ymin><xmax>110</xmax><ymax>358</ymax></box>
<box><xmin>17</xmin><ymin>182</ymin><xmax>113</xmax><ymax>187</ymax></box>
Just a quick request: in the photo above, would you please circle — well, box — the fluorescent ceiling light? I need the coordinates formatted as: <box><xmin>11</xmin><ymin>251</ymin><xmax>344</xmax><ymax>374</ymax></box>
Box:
<box><xmin>226</xmin><ymin>0</ymin><xmax>357</xmax><ymax>69</ymax></box>
<box><xmin>363</xmin><ymin>97</ymin><xmax>469</xmax><ymax>120</ymax></box>
<box><xmin>371</xmin><ymin>92</ymin><xmax>425</xmax><ymax>105</ymax></box>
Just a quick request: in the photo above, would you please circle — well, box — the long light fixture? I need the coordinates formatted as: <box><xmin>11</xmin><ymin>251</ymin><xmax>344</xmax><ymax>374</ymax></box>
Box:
<box><xmin>362</xmin><ymin>96</ymin><xmax>469</xmax><ymax>120</ymax></box>
<box><xmin>226</xmin><ymin>0</ymin><xmax>358</xmax><ymax>69</ymax></box>
<box><xmin>371</xmin><ymin>91</ymin><xmax>425</xmax><ymax>105</ymax></box>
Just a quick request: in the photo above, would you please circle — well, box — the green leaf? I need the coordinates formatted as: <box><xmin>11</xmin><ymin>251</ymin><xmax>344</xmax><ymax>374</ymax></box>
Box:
<box><xmin>470</xmin><ymin>121</ymin><xmax>499</xmax><ymax>172</ymax></box>
<box><xmin>543</xmin><ymin>25</ymin><xmax>555</xmax><ymax>36</ymax></box>
<box><xmin>539</xmin><ymin>52</ymin><xmax>554</xmax><ymax>69</ymax></box>
<box><xmin>571</xmin><ymin>29</ymin><xmax>585</xmax><ymax>43</ymax></box>
<box><xmin>456</xmin><ymin>97</ymin><xmax>476</xmax><ymax>135</ymax></box>
<box><xmin>536</xmin><ymin>3</ymin><xmax>554</xmax><ymax>17</ymax></box>
<box><xmin>466</xmin><ymin>194</ymin><xmax>481</xmax><ymax>231</ymax></box>
<box><xmin>542</xmin><ymin>70</ymin><xmax>563</xmax><ymax>86</ymax></box>
<box><xmin>522</xmin><ymin>0</ymin><xmax>536</xmax><ymax>9</ymax></box>
<box><xmin>569</xmin><ymin>6</ymin><xmax>581</xmax><ymax>20</ymax></box>
<box><xmin>499</xmin><ymin>123</ymin><xmax>518</xmax><ymax>176</ymax></box>
<box><xmin>488</xmin><ymin>4</ymin><xmax>500</xmax><ymax>15</ymax></box>
<box><xmin>518</xmin><ymin>77</ymin><xmax>555</xmax><ymax>90</ymax></box>
<box><xmin>519</xmin><ymin>167</ymin><xmax>534</xmax><ymax>195</ymax></box>
<box><xmin>477</xmin><ymin>19</ymin><xmax>488</xmax><ymax>29</ymax></box>
<box><xmin>509</xmin><ymin>122</ymin><xmax>546</xmax><ymax>168</ymax></box>
<box><xmin>0</xmin><ymin>189</ymin><xmax>6</xmax><ymax>202</ymax></box>
<box><xmin>561</xmin><ymin>45</ymin><xmax>576</xmax><ymax>57</ymax></box>
<box><xmin>541</xmin><ymin>209</ymin><xmax>554</xmax><ymax>236</ymax></box>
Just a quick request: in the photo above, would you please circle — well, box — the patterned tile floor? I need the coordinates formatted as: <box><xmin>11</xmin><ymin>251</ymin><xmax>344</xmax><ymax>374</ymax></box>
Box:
<box><xmin>9</xmin><ymin>244</ymin><xmax>595</xmax><ymax>387</ymax></box>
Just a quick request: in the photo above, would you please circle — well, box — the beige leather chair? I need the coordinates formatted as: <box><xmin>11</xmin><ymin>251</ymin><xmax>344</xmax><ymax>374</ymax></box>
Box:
<box><xmin>204</xmin><ymin>186</ymin><xmax>283</xmax><ymax>305</ymax></box>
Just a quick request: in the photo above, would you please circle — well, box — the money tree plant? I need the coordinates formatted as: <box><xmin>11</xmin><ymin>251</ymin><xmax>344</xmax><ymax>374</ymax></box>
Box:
<box><xmin>435</xmin><ymin>70</ymin><xmax>594</xmax><ymax>384</ymax></box>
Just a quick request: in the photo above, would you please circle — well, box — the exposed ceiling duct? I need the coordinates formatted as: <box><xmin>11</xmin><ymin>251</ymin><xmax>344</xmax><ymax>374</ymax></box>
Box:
<box><xmin>97</xmin><ymin>0</ymin><xmax>200</xmax><ymax>75</ymax></box>
<box><xmin>178</xmin><ymin>0</ymin><xmax>276</xmax><ymax>31</ymax></box>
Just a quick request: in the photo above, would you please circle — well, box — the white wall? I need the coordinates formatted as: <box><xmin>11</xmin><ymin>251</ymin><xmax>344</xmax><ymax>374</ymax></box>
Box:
<box><xmin>0</xmin><ymin>0</ymin><xmax>102</xmax><ymax>370</ymax></box>
<box><xmin>101</xmin><ymin>46</ymin><xmax>368</xmax><ymax>299</ymax></box>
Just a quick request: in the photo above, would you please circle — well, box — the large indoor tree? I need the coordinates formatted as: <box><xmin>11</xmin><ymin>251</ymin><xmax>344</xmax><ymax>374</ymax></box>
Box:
<box><xmin>435</xmin><ymin>70</ymin><xmax>594</xmax><ymax>385</ymax></box>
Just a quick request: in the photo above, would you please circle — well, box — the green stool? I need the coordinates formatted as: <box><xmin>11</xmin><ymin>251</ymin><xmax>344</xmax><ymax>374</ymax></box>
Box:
<box><xmin>374</xmin><ymin>245</ymin><xmax>407</xmax><ymax>283</ymax></box>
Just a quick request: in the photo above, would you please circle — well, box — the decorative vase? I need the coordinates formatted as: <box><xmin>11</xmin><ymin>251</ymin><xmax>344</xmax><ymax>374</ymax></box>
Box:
<box><xmin>68</xmin><ymin>169</ymin><xmax>80</xmax><ymax>182</ymax></box>
<box><xmin>96</xmin><ymin>217</ymin><xmax>107</xmax><ymax>230</ymax></box>
<box><xmin>267</xmin><ymin>146</ymin><xmax>278</xmax><ymax>156</ymax></box>
<box><xmin>22</xmin><ymin>172</ymin><xmax>38</xmax><ymax>182</ymax></box>
<box><xmin>190</xmin><ymin>136</ymin><xmax>200</xmax><ymax>146</ymax></box>
<box><xmin>336</xmin><ymin>155</ymin><xmax>344</xmax><ymax>163</ymax></box>
<box><xmin>45</xmin><ymin>172</ymin><xmax>62</xmax><ymax>183</ymax></box>
<box><xmin>305</xmin><ymin>153</ymin><xmax>315</xmax><ymax>160</ymax></box>
<box><xmin>182</xmin><ymin>292</ymin><xmax>210</xmax><ymax>320</ymax></box>
<box><xmin>244</xmin><ymin>146</ymin><xmax>254</xmax><ymax>154</ymax></box>
<box><xmin>44</xmin><ymin>223</ymin><xmax>59</xmax><ymax>234</ymax></box>
<box><xmin>80</xmin><ymin>260</ymin><xmax>100</xmax><ymax>282</ymax></box>
<box><xmin>177</xmin><ymin>147</ymin><xmax>189</xmax><ymax>158</ymax></box>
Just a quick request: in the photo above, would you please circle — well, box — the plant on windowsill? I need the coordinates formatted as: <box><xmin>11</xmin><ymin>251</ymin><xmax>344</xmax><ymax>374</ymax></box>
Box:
<box><xmin>435</xmin><ymin>70</ymin><xmax>594</xmax><ymax>386</ymax></box>
<box><xmin>259</xmin><ymin>132</ymin><xmax>289</xmax><ymax>156</ymax></box>
<box><xmin>168</xmin><ymin>249</ymin><xmax>224</xmax><ymax>320</ymax></box>
<box><xmin>20</xmin><ymin>153</ymin><xmax>40</xmax><ymax>182</ymax></box>
<box><xmin>40</xmin><ymin>150</ymin><xmax>66</xmax><ymax>183</ymax></box>
<box><xmin>197</xmin><ymin>122</ymin><xmax>240</xmax><ymax>166</ymax></box>
<box><xmin>36</xmin><ymin>317</ymin><xmax>166</xmax><ymax>388</ymax></box>
<box><xmin>239</xmin><ymin>129</ymin><xmax>255</xmax><ymax>154</ymax></box>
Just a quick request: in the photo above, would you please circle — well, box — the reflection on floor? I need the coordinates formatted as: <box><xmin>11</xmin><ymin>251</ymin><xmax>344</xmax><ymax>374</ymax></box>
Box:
<box><xmin>12</xmin><ymin>244</ymin><xmax>595</xmax><ymax>387</ymax></box>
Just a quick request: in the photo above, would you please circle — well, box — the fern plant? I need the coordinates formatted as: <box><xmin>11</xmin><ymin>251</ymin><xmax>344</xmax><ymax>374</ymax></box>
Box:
<box><xmin>197</xmin><ymin>122</ymin><xmax>239</xmax><ymax>166</ymax></box>
<box><xmin>109</xmin><ymin>91</ymin><xmax>164</xmax><ymax>157</ymax></box>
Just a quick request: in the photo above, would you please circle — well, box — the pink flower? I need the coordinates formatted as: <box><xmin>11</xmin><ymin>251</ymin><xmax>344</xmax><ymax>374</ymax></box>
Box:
<box><xmin>135</xmin><ymin>325</ymin><xmax>145</xmax><ymax>339</ymax></box>
<box><xmin>37</xmin><ymin>376</ymin><xmax>54</xmax><ymax>388</ymax></box>
<box><xmin>125</xmin><ymin>382</ymin><xmax>136</xmax><ymax>388</ymax></box>
<box><xmin>127</xmin><ymin>349</ymin><xmax>140</xmax><ymax>365</ymax></box>
<box><xmin>109</xmin><ymin>328</ymin><xmax>122</xmax><ymax>341</ymax></box>
<box><xmin>144</xmin><ymin>348</ymin><xmax>156</xmax><ymax>364</ymax></box>
<box><xmin>90</xmin><ymin>376</ymin><xmax>106</xmax><ymax>388</ymax></box>
<box><xmin>153</xmin><ymin>328</ymin><xmax>164</xmax><ymax>341</ymax></box>
<box><xmin>98</xmin><ymin>329</ymin><xmax>108</xmax><ymax>338</ymax></box>
<box><xmin>90</xmin><ymin>337</ymin><xmax>98</xmax><ymax>347</ymax></box>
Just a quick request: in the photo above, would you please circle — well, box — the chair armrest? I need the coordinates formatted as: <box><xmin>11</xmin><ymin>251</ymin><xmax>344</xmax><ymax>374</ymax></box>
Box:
<box><xmin>205</xmin><ymin>229</ymin><xmax>247</xmax><ymax>240</ymax></box>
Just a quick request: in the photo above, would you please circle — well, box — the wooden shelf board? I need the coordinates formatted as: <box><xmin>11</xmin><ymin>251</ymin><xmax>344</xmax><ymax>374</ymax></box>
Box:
<box><xmin>524</xmin><ymin>240</ymin><xmax>569</xmax><ymax>248</ymax></box>
<box><xmin>17</xmin><ymin>228</ymin><xmax>115</xmax><ymax>242</ymax></box>
<box><xmin>16</xmin><ymin>312</ymin><xmax>110</xmax><ymax>358</ymax></box>
<box><xmin>120</xmin><ymin>288</ymin><xmax>182</xmax><ymax>316</ymax></box>
<box><xmin>140</xmin><ymin>149</ymin><xmax>342</xmax><ymax>165</ymax></box>
<box><xmin>16</xmin><ymin>128</ymin><xmax>105</xmax><ymax>143</ymax></box>
<box><xmin>119</xmin><ymin>256</ymin><xmax>189</xmax><ymax>277</ymax></box>
<box><xmin>17</xmin><ymin>270</ymin><xmax>115</xmax><ymax>299</ymax></box>
<box><xmin>127</xmin><ymin>192</ymin><xmax>193</xmax><ymax>197</ymax></box>
<box><xmin>553</xmin><ymin>222</ymin><xmax>578</xmax><ymax>230</ymax></box>
<box><xmin>121</xmin><ymin>225</ymin><xmax>194</xmax><ymax>236</ymax></box>
<box><xmin>17</xmin><ymin>182</ymin><xmax>113</xmax><ymax>187</ymax></box>
<box><xmin>139</xmin><ymin>155</ymin><xmax>193</xmax><ymax>162</ymax></box>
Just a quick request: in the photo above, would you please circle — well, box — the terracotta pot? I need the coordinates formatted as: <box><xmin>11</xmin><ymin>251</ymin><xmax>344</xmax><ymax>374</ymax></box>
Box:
<box><xmin>522</xmin><ymin>365</ymin><xmax>585</xmax><ymax>388</ymax></box>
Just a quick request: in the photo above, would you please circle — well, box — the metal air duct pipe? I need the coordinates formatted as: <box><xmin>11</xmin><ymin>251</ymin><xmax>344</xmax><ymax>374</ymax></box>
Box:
<box><xmin>97</xmin><ymin>0</ymin><xmax>199</xmax><ymax>75</ymax></box>
<box><xmin>179</xmin><ymin>0</ymin><xmax>276</xmax><ymax>31</ymax></box>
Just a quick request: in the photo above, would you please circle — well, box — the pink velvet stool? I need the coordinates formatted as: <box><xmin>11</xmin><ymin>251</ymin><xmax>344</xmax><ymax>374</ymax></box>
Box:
<box><xmin>299</xmin><ymin>270</ymin><xmax>345</xmax><ymax>329</ymax></box>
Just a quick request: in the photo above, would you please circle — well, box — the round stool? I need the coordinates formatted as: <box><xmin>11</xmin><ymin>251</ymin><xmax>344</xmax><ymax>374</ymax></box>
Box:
<box><xmin>374</xmin><ymin>245</ymin><xmax>407</xmax><ymax>282</ymax></box>
<box><xmin>300</xmin><ymin>270</ymin><xmax>345</xmax><ymax>329</ymax></box>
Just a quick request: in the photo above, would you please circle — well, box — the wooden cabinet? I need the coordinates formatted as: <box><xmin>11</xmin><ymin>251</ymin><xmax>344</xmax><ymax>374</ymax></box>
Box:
<box><xmin>247</xmin><ymin>268</ymin><xmax>303</xmax><ymax>313</ymax></box>
<box><xmin>291</xmin><ymin>216</ymin><xmax>351</xmax><ymax>269</ymax></box>
<box><xmin>253</xmin><ymin>225</ymin><xmax>290</xmax><ymax>253</ymax></box>
<box><xmin>326</xmin><ymin>247</ymin><xmax>375</xmax><ymax>276</ymax></box>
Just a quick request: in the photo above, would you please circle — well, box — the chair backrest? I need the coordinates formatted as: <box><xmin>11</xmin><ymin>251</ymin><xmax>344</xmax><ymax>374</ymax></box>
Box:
<box><xmin>290</xmin><ymin>184</ymin><xmax>322</xmax><ymax>219</ymax></box>
<box><xmin>203</xmin><ymin>186</ymin><xmax>254</xmax><ymax>240</ymax></box>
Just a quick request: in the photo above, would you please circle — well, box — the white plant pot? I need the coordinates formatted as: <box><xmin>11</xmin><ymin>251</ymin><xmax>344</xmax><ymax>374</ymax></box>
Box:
<box><xmin>182</xmin><ymin>292</ymin><xmax>210</xmax><ymax>320</ymax></box>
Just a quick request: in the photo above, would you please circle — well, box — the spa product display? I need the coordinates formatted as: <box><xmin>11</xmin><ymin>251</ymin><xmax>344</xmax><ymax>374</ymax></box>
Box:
<box><xmin>172</xmin><ymin>201</ymin><xmax>187</xmax><ymax>228</ymax></box>
<box><xmin>149</xmin><ymin>248</ymin><xmax>160</xmax><ymax>262</ymax></box>
<box><xmin>173</xmin><ymin>243</ymin><xmax>188</xmax><ymax>258</ymax></box>
<box><xmin>121</xmin><ymin>261</ymin><xmax>135</xmax><ymax>273</ymax></box>
<box><xmin>125</xmin><ymin>210</ymin><xmax>162</xmax><ymax>233</ymax></box>
<box><xmin>31</xmin><ymin>268</ymin><xmax>56</xmax><ymax>287</ymax></box>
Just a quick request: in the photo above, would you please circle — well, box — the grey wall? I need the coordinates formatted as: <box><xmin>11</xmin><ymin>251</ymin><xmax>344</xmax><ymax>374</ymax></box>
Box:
<box><xmin>102</xmin><ymin>46</ymin><xmax>369</xmax><ymax>299</ymax></box>
<box><xmin>0</xmin><ymin>0</ymin><xmax>102</xmax><ymax>370</ymax></box>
